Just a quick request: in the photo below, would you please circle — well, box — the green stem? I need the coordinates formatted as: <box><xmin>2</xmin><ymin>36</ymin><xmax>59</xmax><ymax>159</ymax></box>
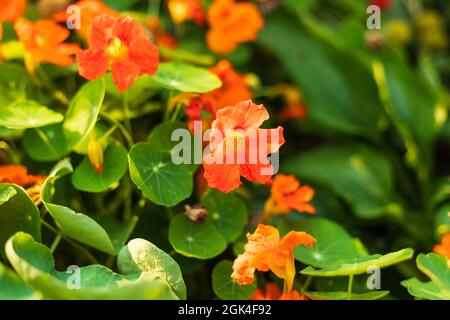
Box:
<box><xmin>122</xmin><ymin>90</ymin><xmax>132</xmax><ymax>137</ymax></box>
<box><xmin>347</xmin><ymin>275</ymin><xmax>354</xmax><ymax>300</ymax></box>
<box><xmin>301</xmin><ymin>276</ymin><xmax>313</xmax><ymax>293</ymax></box>
<box><xmin>100</xmin><ymin>112</ymin><xmax>133</xmax><ymax>149</ymax></box>
<box><xmin>164</xmin><ymin>90</ymin><xmax>175</xmax><ymax>121</ymax></box>
<box><xmin>50</xmin><ymin>234</ymin><xmax>62</xmax><ymax>253</ymax></box>
<box><xmin>171</xmin><ymin>103</ymin><xmax>182</xmax><ymax>121</ymax></box>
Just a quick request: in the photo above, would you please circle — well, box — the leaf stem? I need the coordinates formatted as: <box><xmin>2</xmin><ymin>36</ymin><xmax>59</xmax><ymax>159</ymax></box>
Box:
<box><xmin>122</xmin><ymin>90</ymin><xmax>132</xmax><ymax>138</ymax></box>
<box><xmin>301</xmin><ymin>276</ymin><xmax>313</xmax><ymax>293</ymax></box>
<box><xmin>347</xmin><ymin>275</ymin><xmax>354</xmax><ymax>300</ymax></box>
<box><xmin>100</xmin><ymin>112</ymin><xmax>133</xmax><ymax>149</ymax></box>
<box><xmin>50</xmin><ymin>234</ymin><xmax>62</xmax><ymax>253</ymax></box>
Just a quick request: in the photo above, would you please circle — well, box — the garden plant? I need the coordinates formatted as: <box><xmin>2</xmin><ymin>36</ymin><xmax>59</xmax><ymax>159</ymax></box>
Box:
<box><xmin>0</xmin><ymin>0</ymin><xmax>449</xmax><ymax>301</ymax></box>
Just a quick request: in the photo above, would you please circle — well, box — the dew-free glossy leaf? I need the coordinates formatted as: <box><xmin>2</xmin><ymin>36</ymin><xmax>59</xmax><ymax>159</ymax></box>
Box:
<box><xmin>0</xmin><ymin>262</ymin><xmax>38</xmax><ymax>300</ymax></box>
<box><xmin>42</xmin><ymin>159</ymin><xmax>137</xmax><ymax>255</ymax></box>
<box><xmin>0</xmin><ymin>184</ymin><xmax>41</xmax><ymax>259</ymax></box>
<box><xmin>301</xmin><ymin>248</ymin><xmax>414</xmax><ymax>277</ymax></box>
<box><xmin>169</xmin><ymin>214</ymin><xmax>227</xmax><ymax>259</ymax></box>
<box><xmin>203</xmin><ymin>190</ymin><xmax>248</xmax><ymax>243</ymax></box>
<box><xmin>278</xmin><ymin>218</ymin><xmax>367</xmax><ymax>268</ymax></box>
<box><xmin>0</xmin><ymin>100</ymin><xmax>63</xmax><ymax>129</ymax></box>
<box><xmin>152</xmin><ymin>62</ymin><xmax>221</xmax><ymax>93</ymax></box>
<box><xmin>72</xmin><ymin>145</ymin><xmax>128</xmax><ymax>193</ymax></box>
<box><xmin>22</xmin><ymin>124</ymin><xmax>70</xmax><ymax>162</ymax></box>
<box><xmin>118</xmin><ymin>238</ymin><xmax>186</xmax><ymax>299</ymax></box>
<box><xmin>6</xmin><ymin>232</ymin><xmax>178</xmax><ymax>299</ymax></box>
<box><xmin>63</xmin><ymin>79</ymin><xmax>105</xmax><ymax>149</ymax></box>
<box><xmin>129</xmin><ymin>143</ymin><xmax>193</xmax><ymax>207</ymax></box>
<box><xmin>212</xmin><ymin>260</ymin><xmax>256</xmax><ymax>300</ymax></box>
<box><xmin>284</xmin><ymin>144</ymin><xmax>395</xmax><ymax>218</ymax></box>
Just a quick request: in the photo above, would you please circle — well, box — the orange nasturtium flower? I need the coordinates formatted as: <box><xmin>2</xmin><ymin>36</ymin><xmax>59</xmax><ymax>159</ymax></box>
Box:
<box><xmin>434</xmin><ymin>233</ymin><xmax>450</xmax><ymax>267</ymax></box>
<box><xmin>0</xmin><ymin>165</ymin><xmax>45</xmax><ymax>187</ymax></box>
<box><xmin>53</xmin><ymin>0</ymin><xmax>119</xmax><ymax>41</ymax></box>
<box><xmin>271</xmin><ymin>85</ymin><xmax>308</xmax><ymax>122</ymax></box>
<box><xmin>77</xmin><ymin>15</ymin><xmax>159</xmax><ymax>93</ymax></box>
<box><xmin>232</xmin><ymin>224</ymin><xmax>316</xmax><ymax>293</ymax></box>
<box><xmin>1</xmin><ymin>0</ymin><xmax>27</xmax><ymax>39</ymax></box>
<box><xmin>206</xmin><ymin>0</ymin><xmax>264</xmax><ymax>54</ymax></box>
<box><xmin>250</xmin><ymin>283</ymin><xmax>309</xmax><ymax>300</ymax></box>
<box><xmin>186</xmin><ymin>60</ymin><xmax>252</xmax><ymax>132</ymax></box>
<box><xmin>264</xmin><ymin>174</ymin><xmax>316</xmax><ymax>218</ymax></box>
<box><xmin>168</xmin><ymin>0</ymin><xmax>205</xmax><ymax>26</ymax></box>
<box><xmin>13</xmin><ymin>18</ymin><xmax>80</xmax><ymax>74</ymax></box>
<box><xmin>202</xmin><ymin>100</ymin><xmax>285</xmax><ymax>193</ymax></box>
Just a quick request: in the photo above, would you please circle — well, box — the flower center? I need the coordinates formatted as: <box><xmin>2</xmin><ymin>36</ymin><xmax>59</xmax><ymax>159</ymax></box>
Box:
<box><xmin>106</xmin><ymin>37</ymin><xmax>128</xmax><ymax>61</ymax></box>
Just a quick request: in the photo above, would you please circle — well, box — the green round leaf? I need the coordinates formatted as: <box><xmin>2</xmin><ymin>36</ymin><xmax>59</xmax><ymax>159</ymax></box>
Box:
<box><xmin>0</xmin><ymin>100</ymin><xmax>63</xmax><ymax>129</ymax></box>
<box><xmin>278</xmin><ymin>217</ymin><xmax>367</xmax><ymax>268</ymax></box>
<box><xmin>169</xmin><ymin>214</ymin><xmax>227</xmax><ymax>259</ymax></box>
<box><xmin>22</xmin><ymin>123</ymin><xmax>70</xmax><ymax>162</ymax></box>
<box><xmin>42</xmin><ymin>159</ymin><xmax>137</xmax><ymax>255</ymax></box>
<box><xmin>0</xmin><ymin>184</ymin><xmax>41</xmax><ymax>260</ymax></box>
<box><xmin>212</xmin><ymin>260</ymin><xmax>256</xmax><ymax>300</ymax></box>
<box><xmin>301</xmin><ymin>248</ymin><xmax>414</xmax><ymax>277</ymax></box>
<box><xmin>152</xmin><ymin>62</ymin><xmax>222</xmax><ymax>93</ymax></box>
<box><xmin>6</xmin><ymin>232</ymin><xmax>178</xmax><ymax>299</ymax></box>
<box><xmin>63</xmin><ymin>79</ymin><xmax>105</xmax><ymax>150</ymax></box>
<box><xmin>434</xmin><ymin>204</ymin><xmax>450</xmax><ymax>238</ymax></box>
<box><xmin>129</xmin><ymin>143</ymin><xmax>193</xmax><ymax>207</ymax></box>
<box><xmin>118</xmin><ymin>238</ymin><xmax>186</xmax><ymax>299</ymax></box>
<box><xmin>203</xmin><ymin>190</ymin><xmax>248</xmax><ymax>243</ymax></box>
<box><xmin>72</xmin><ymin>145</ymin><xmax>128</xmax><ymax>193</ymax></box>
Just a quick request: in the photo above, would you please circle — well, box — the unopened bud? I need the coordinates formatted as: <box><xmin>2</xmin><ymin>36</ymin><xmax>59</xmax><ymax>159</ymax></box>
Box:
<box><xmin>88</xmin><ymin>135</ymin><xmax>103</xmax><ymax>174</ymax></box>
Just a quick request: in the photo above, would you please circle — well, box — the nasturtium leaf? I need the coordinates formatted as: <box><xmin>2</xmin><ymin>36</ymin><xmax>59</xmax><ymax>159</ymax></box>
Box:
<box><xmin>203</xmin><ymin>190</ymin><xmax>248</xmax><ymax>243</ymax></box>
<box><xmin>0</xmin><ymin>100</ymin><xmax>63</xmax><ymax>129</ymax></box>
<box><xmin>118</xmin><ymin>238</ymin><xmax>186</xmax><ymax>299</ymax></box>
<box><xmin>258</xmin><ymin>13</ymin><xmax>384</xmax><ymax>139</ymax></box>
<box><xmin>72</xmin><ymin>145</ymin><xmax>128</xmax><ymax>193</ymax></box>
<box><xmin>305</xmin><ymin>290</ymin><xmax>390</xmax><ymax>300</ymax></box>
<box><xmin>169</xmin><ymin>214</ymin><xmax>227</xmax><ymax>259</ymax></box>
<box><xmin>148</xmin><ymin>121</ymin><xmax>189</xmax><ymax>152</ymax></box>
<box><xmin>129</xmin><ymin>143</ymin><xmax>193</xmax><ymax>207</ymax></box>
<box><xmin>301</xmin><ymin>248</ymin><xmax>414</xmax><ymax>277</ymax></box>
<box><xmin>42</xmin><ymin>159</ymin><xmax>137</xmax><ymax>255</ymax></box>
<box><xmin>63</xmin><ymin>79</ymin><xmax>105</xmax><ymax>150</ymax></box>
<box><xmin>6</xmin><ymin>232</ymin><xmax>178</xmax><ymax>299</ymax></box>
<box><xmin>284</xmin><ymin>144</ymin><xmax>395</xmax><ymax>218</ymax></box>
<box><xmin>401</xmin><ymin>253</ymin><xmax>450</xmax><ymax>300</ymax></box>
<box><xmin>278</xmin><ymin>218</ymin><xmax>367</xmax><ymax>268</ymax></box>
<box><xmin>212</xmin><ymin>260</ymin><xmax>256</xmax><ymax>300</ymax></box>
<box><xmin>401</xmin><ymin>278</ymin><xmax>448</xmax><ymax>300</ymax></box>
<box><xmin>0</xmin><ymin>184</ymin><xmax>41</xmax><ymax>259</ymax></box>
<box><xmin>152</xmin><ymin>62</ymin><xmax>222</xmax><ymax>93</ymax></box>
<box><xmin>22</xmin><ymin>123</ymin><xmax>70</xmax><ymax>162</ymax></box>
<box><xmin>0</xmin><ymin>262</ymin><xmax>38</xmax><ymax>300</ymax></box>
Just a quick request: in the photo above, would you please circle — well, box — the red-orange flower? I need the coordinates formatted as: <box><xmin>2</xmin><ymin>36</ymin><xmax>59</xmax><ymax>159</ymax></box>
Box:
<box><xmin>250</xmin><ymin>283</ymin><xmax>282</xmax><ymax>300</ymax></box>
<box><xmin>264</xmin><ymin>174</ymin><xmax>316</xmax><ymax>216</ymax></box>
<box><xmin>14</xmin><ymin>18</ymin><xmax>80</xmax><ymax>74</ymax></box>
<box><xmin>168</xmin><ymin>0</ymin><xmax>205</xmax><ymax>26</ymax></box>
<box><xmin>434</xmin><ymin>233</ymin><xmax>450</xmax><ymax>267</ymax></box>
<box><xmin>0</xmin><ymin>165</ymin><xmax>45</xmax><ymax>188</ymax></box>
<box><xmin>53</xmin><ymin>0</ymin><xmax>119</xmax><ymax>40</ymax></box>
<box><xmin>370</xmin><ymin>0</ymin><xmax>393</xmax><ymax>11</ymax></box>
<box><xmin>271</xmin><ymin>85</ymin><xmax>308</xmax><ymax>122</ymax></box>
<box><xmin>231</xmin><ymin>224</ymin><xmax>316</xmax><ymax>293</ymax></box>
<box><xmin>279</xmin><ymin>290</ymin><xmax>309</xmax><ymax>300</ymax></box>
<box><xmin>206</xmin><ymin>0</ymin><xmax>264</xmax><ymax>54</ymax></box>
<box><xmin>202</xmin><ymin>100</ymin><xmax>285</xmax><ymax>193</ymax></box>
<box><xmin>0</xmin><ymin>0</ymin><xmax>27</xmax><ymax>23</ymax></box>
<box><xmin>77</xmin><ymin>15</ymin><xmax>159</xmax><ymax>93</ymax></box>
<box><xmin>186</xmin><ymin>60</ymin><xmax>252</xmax><ymax>132</ymax></box>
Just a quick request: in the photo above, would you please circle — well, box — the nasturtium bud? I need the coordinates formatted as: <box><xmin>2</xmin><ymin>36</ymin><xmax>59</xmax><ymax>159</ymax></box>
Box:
<box><xmin>87</xmin><ymin>135</ymin><xmax>104</xmax><ymax>174</ymax></box>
